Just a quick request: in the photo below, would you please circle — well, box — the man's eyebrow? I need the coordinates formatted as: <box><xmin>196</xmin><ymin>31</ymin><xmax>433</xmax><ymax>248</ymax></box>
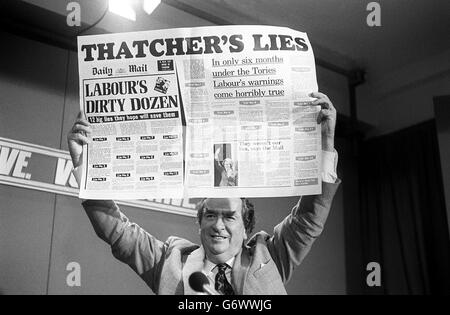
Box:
<box><xmin>204</xmin><ymin>208</ymin><xmax>237</xmax><ymax>215</ymax></box>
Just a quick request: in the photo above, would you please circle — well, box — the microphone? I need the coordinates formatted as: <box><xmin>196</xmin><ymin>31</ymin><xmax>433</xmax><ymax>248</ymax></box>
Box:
<box><xmin>189</xmin><ymin>272</ymin><xmax>221</xmax><ymax>295</ymax></box>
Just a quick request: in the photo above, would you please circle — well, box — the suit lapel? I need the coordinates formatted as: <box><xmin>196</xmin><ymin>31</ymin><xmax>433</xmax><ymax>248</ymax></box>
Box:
<box><xmin>232</xmin><ymin>247</ymin><xmax>251</xmax><ymax>295</ymax></box>
<box><xmin>243</xmin><ymin>237</ymin><xmax>275</xmax><ymax>294</ymax></box>
<box><xmin>248</xmin><ymin>237</ymin><xmax>272</xmax><ymax>275</ymax></box>
<box><xmin>182</xmin><ymin>246</ymin><xmax>206</xmax><ymax>295</ymax></box>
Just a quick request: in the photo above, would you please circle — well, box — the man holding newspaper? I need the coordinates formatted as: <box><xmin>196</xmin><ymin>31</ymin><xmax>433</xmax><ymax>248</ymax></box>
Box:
<box><xmin>68</xmin><ymin>91</ymin><xmax>339</xmax><ymax>295</ymax></box>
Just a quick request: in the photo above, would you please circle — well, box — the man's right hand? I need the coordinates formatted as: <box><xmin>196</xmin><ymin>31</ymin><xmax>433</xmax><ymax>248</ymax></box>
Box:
<box><xmin>67</xmin><ymin>111</ymin><xmax>91</xmax><ymax>168</ymax></box>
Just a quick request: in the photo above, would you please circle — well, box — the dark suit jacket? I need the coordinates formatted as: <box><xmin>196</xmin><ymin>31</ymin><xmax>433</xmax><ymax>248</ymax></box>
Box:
<box><xmin>82</xmin><ymin>180</ymin><xmax>340</xmax><ymax>294</ymax></box>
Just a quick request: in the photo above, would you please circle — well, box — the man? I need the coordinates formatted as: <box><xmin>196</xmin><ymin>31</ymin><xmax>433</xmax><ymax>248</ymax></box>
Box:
<box><xmin>67</xmin><ymin>92</ymin><xmax>340</xmax><ymax>295</ymax></box>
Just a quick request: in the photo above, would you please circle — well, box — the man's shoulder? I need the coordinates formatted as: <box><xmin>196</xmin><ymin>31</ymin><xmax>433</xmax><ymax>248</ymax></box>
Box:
<box><xmin>165</xmin><ymin>236</ymin><xmax>200</xmax><ymax>254</ymax></box>
<box><xmin>244</xmin><ymin>231</ymin><xmax>277</xmax><ymax>270</ymax></box>
<box><xmin>245</xmin><ymin>231</ymin><xmax>271</xmax><ymax>250</ymax></box>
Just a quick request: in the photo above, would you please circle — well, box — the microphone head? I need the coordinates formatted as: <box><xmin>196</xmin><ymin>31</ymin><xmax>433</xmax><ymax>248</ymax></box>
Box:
<box><xmin>189</xmin><ymin>272</ymin><xmax>209</xmax><ymax>292</ymax></box>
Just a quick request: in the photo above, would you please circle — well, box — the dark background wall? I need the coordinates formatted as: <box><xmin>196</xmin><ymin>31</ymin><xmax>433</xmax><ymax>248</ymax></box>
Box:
<box><xmin>435</xmin><ymin>96</ymin><xmax>450</xmax><ymax>238</ymax></box>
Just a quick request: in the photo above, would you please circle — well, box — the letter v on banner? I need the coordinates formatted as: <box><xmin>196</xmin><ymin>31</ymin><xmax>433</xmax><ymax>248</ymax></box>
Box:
<box><xmin>55</xmin><ymin>158</ymin><xmax>78</xmax><ymax>187</ymax></box>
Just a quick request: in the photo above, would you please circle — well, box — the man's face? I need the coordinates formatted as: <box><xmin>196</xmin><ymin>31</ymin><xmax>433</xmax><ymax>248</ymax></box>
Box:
<box><xmin>200</xmin><ymin>198</ymin><xmax>247</xmax><ymax>263</ymax></box>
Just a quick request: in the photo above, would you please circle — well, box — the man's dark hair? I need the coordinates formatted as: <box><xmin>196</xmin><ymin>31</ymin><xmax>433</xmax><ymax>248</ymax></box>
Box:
<box><xmin>196</xmin><ymin>198</ymin><xmax>255</xmax><ymax>234</ymax></box>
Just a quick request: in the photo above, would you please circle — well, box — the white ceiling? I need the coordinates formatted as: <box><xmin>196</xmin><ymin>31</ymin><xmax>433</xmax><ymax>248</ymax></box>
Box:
<box><xmin>19</xmin><ymin>0</ymin><xmax>450</xmax><ymax>83</ymax></box>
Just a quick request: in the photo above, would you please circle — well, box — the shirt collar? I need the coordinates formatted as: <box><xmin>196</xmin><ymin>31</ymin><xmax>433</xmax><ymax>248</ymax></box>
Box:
<box><xmin>203</xmin><ymin>256</ymin><xmax>235</xmax><ymax>274</ymax></box>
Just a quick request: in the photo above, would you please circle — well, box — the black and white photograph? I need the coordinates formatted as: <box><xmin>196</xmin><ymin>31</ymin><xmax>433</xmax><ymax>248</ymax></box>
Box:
<box><xmin>154</xmin><ymin>76</ymin><xmax>170</xmax><ymax>94</ymax></box>
<box><xmin>0</xmin><ymin>0</ymin><xmax>449</xmax><ymax>301</ymax></box>
<box><xmin>213</xmin><ymin>143</ymin><xmax>238</xmax><ymax>187</ymax></box>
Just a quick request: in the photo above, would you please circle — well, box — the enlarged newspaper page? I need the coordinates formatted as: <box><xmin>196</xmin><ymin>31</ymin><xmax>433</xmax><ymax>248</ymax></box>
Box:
<box><xmin>77</xmin><ymin>25</ymin><xmax>321</xmax><ymax>200</ymax></box>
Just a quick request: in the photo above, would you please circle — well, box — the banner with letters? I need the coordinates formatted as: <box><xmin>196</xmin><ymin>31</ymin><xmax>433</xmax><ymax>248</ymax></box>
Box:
<box><xmin>0</xmin><ymin>137</ymin><xmax>196</xmax><ymax>217</ymax></box>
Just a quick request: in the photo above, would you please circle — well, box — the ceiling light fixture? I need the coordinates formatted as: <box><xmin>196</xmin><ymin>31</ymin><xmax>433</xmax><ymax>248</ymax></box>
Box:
<box><xmin>108</xmin><ymin>0</ymin><xmax>136</xmax><ymax>21</ymax></box>
<box><xmin>143</xmin><ymin>0</ymin><xmax>161</xmax><ymax>15</ymax></box>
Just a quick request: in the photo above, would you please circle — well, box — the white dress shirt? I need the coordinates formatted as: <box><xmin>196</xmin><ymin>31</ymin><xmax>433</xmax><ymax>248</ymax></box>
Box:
<box><xmin>203</xmin><ymin>257</ymin><xmax>235</xmax><ymax>289</ymax></box>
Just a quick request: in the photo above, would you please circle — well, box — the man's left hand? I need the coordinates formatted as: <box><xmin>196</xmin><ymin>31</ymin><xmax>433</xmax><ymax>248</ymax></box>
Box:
<box><xmin>310</xmin><ymin>92</ymin><xmax>337</xmax><ymax>152</ymax></box>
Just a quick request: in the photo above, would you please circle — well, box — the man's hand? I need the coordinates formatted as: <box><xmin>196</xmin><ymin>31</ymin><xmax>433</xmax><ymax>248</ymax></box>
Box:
<box><xmin>310</xmin><ymin>92</ymin><xmax>337</xmax><ymax>152</ymax></box>
<box><xmin>67</xmin><ymin>111</ymin><xmax>92</xmax><ymax>168</ymax></box>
